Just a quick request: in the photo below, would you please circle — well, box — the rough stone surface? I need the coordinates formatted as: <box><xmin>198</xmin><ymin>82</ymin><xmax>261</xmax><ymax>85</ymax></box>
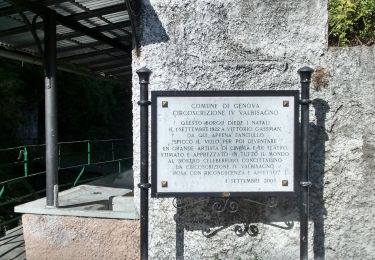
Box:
<box><xmin>22</xmin><ymin>214</ymin><xmax>139</xmax><ymax>260</ymax></box>
<box><xmin>132</xmin><ymin>0</ymin><xmax>375</xmax><ymax>259</ymax></box>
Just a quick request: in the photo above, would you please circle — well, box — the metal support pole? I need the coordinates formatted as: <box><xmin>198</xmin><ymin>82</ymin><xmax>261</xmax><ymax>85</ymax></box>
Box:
<box><xmin>87</xmin><ymin>141</ymin><xmax>91</xmax><ymax>165</ymax></box>
<box><xmin>111</xmin><ymin>142</ymin><xmax>115</xmax><ymax>161</ymax></box>
<box><xmin>23</xmin><ymin>146</ymin><xmax>28</xmax><ymax>177</ymax></box>
<box><xmin>137</xmin><ymin>67</ymin><xmax>152</xmax><ymax>260</ymax></box>
<box><xmin>44</xmin><ymin>10</ymin><xmax>59</xmax><ymax>208</ymax></box>
<box><xmin>298</xmin><ymin>66</ymin><xmax>313</xmax><ymax>260</ymax></box>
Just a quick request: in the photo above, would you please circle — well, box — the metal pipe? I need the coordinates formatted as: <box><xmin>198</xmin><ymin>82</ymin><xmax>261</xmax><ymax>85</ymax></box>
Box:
<box><xmin>298</xmin><ymin>66</ymin><xmax>313</xmax><ymax>260</ymax></box>
<box><xmin>44</xmin><ymin>10</ymin><xmax>58</xmax><ymax>208</ymax></box>
<box><xmin>23</xmin><ymin>146</ymin><xmax>28</xmax><ymax>177</ymax></box>
<box><xmin>0</xmin><ymin>48</ymin><xmax>95</xmax><ymax>77</ymax></box>
<box><xmin>87</xmin><ymin>141</ymin><xmax>91</xmax><ymax>165</ymax></box>
<box><xmin>137</xmin><ymin>67</ymin><xmax>152</xmax><ymax>260</ymax></box>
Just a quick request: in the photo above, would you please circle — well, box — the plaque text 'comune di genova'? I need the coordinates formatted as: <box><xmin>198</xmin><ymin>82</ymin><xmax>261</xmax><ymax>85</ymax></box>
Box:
<box><xmin>152</xmin><ymin>93</ymin><xmax>297</xmax><ymax>195</ymax></box>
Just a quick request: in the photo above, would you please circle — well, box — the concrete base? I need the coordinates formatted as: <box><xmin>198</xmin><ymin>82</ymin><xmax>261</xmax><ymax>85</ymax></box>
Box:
<box><xmin>22</xmin><ymin>214</ymin><xmax>139</xmax><ymax>260</ymax></box>
<box><xmin>15</xmin><ymin>184</ymin><xmax>138</xmax><ymax>219</ymax></box>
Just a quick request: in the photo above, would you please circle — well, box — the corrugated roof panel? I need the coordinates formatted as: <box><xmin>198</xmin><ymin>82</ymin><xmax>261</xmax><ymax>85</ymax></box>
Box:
<box><xmin>94</xmin><ymin>45</ymin><xmax>112</xmax><ymax>50</ymax></box>
<box><xmin>57</xmin><ymin>48</ymin><xmax>98</xmax><ymax>59</ymax></box>
<box><xmin>110</xmin><ymin>29</ymin><xmax>131</xmax><ymax>37</ymax></box>
<box><xmin>106</xmin><ymin>51</ymin><xmax>124</xmax><ymax>56</ymax></box>
<box><xmin>57</xmin><ymin>39</ymin><xmax>79</xmax><ymax>48</ymax></box>
<box><xmin>56</xmin><ymin>25</ymin><xmax>74</xmax><ymax>35</ymax></box>
<box><xmin>78</xmin><ymin>0</ymin><xmax>124</xmax><ymax>10</ymax></box>
<box><xmin>58</xmin><ymin>48</ymin><xmax>99</xmax><ymax>58</ymax></box>
<box><xmin>71</xmin><ymin>54</ymin><xmax>112</xmax><ymax>64</ymax></box>
<box><xmin>0</xmin><ymin>17</ymin><xmax>24</xmax><ymax>30</ymax></box>
<box><xmin>89</xmin><ymin>59</ymin><xmax>124</xmax><ymax>68</ymax></box>
<box><xmin>71</xmin><ymin>35</ymin><xmax>97</xmax><ymax>44</ymax></box>
<box><xmin>7</xmin><ymin>10</ymin><xmax>40</xmax><ymax>24</ymax></box>
<box><xmin>0</xmin><ymin>0</ymin><xmax>10</xmax><ymax>9</ymax></box>
<box><xmin>51</xmin><ymin>2</ymin><xmax>84</xmax><ymax>15</ymax></box>
<box><xmin>78</xmin><ymin>19</ymin><xmax>105</xmax><ymax>28</ymax></box>
<box><xmin>15</xmin><ymin>30</ymin><xmax>44</xmax><ymax>46</ymax></box>
<box><xmin>0</xmin><ymin>31</ymin><xmax>34</xmax><ymax>45</ymax></box>
<box><xmin>85</xmin><ymin>17</ymin><xmax>107</xmax><ymax>26</ymax></box>
<box><xmin>101</xmin><ymin>31</ymin><xmax>116</xmax><ymax>38</ymax></box>
<box><xmin>102</xmin><ymin>11</ymin><xmax>129</xmax><ymax>23</ymax></box>
<box><xmin>51</xmin><ymin>6</ymin><xmax>72</xmax><ymax>16</ymax></box>
<box><xmin>21</xmin><ymin>12</ymin><xmax>44</xmax><ymax>23</ymax></box>
<box><xmin>0</xmin><ymin>0</ymin><xmax>132</xmax><ymax>79</ymax></box>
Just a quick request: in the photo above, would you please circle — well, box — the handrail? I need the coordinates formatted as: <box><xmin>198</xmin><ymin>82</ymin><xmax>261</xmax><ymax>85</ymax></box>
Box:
<box><xmin>0</xmin><ymin>156</ymin><xmax>133</xmax><ymax>187</ymax></box>
<box><xmin>0</xmin><ymin>138</ymin><xmax>133</xmax><ymax>233</ymax></box>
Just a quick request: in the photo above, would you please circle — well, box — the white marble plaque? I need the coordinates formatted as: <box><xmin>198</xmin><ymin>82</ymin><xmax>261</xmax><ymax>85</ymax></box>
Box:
<box><xmin>152</xmin><ymin>92</ymin><xmax>297</xmax><ymax>195</ymax></box>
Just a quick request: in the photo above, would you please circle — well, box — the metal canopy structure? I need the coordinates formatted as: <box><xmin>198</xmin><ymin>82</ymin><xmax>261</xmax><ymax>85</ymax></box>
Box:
<box><xmin>0</xmin><ymin>0</ymin><xmax>136</xmax><ymax>207</ymax></box>
<box><xmin>0</xmin><ymin>0</ymin><xmax>133</xmax><ymax>80</ymax></box>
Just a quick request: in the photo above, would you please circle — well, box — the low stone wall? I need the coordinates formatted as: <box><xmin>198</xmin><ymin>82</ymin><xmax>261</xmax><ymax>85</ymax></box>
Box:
<box><xmin>22</xmin><ymin>214</ymin><xmax>139</xmax><ymax>260</ymax></box>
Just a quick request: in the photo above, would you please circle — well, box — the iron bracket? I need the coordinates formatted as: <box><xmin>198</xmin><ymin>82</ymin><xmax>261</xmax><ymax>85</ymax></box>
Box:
<box><xmin>299</xmin><ymin>99</ymin><xmax>312</xmax><ymax>105</ymax></box>
<box><xmin>300</xmin><ymin>181</ymin><xmax>312</xmax><ymax>187</ymax></box>
<box><xmin>137</xmin><ymin>100</ymin><xmax>151</xmax><ymax>106</ymax></box>
<box><xmin>138</xmin><ymin>183</ymin><xmax>151</xmax><ymax>189</ymax></box>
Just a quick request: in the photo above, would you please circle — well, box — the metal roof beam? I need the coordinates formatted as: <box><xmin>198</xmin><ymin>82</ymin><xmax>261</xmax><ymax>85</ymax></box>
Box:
<box><xmin>57</xmin><ymin>36</ymin><xmax>130</xmax><ymax>54</ymax></box>
<box><xmin>13</xmin><ymin>21</ymin><xmax>131</xmax><ymax>49</ymax></box>
<box><xmin>75</xmin><ymin>55</ymin><xmax>131</xmax><ymax>66</ymax></box>
<box><xmin>111</xmin><ymin>70</ymin><xmax>132</xmax><ymax>77</ymax></box>
<box><xmin>52</xmin><ymin>14</ymin><xmax>131</xmax><ymax>53</ymax></box>
<box><xmin>58</xmin><ymin>47</ymin><xmax>124</xmax><ymax>61</ymax></box>
<box><xmin>56</xmin><ymin>21</ymin><xmax>131</xmax><ymax>41</ymax></box>
<box><xmin>0</xmin><ymin>3</ymin><xmax>128</xmax><ymax>38</ymax></box>
<box><xmin>100</xmin><ymin>66</ymin><xmax>131</xmax><ymax>74</ymax></box>
<box><xmin>68</xmin><ymin>4</ymin><xmax>127</xmax><ymax>21</ymax></box>
<box><xmin>0</xmin><ymin>6</ymin><xmax>17</xmax><ymax>16</ymax></box>
<box><xmin>8</xmin><ymin>0</ymin><xmax>132</xmax><ymax>53</ymax></box>
<box><xmin>0</xmin><ymin>47</ymin><xmax>88</xmax><ymax>76</ymax></box>
<box><xmin>92</xmin><ymin>63</ymin><xmax>131</xmax><ymax>72</ymax></box>
<box><xmin>0</xmin><ymin>0</ymin><xmax>70</xmax><ymax>16</ymax></box>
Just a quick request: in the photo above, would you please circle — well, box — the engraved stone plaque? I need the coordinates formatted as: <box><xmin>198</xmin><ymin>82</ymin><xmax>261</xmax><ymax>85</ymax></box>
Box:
<box><xmin>151</xmin><ymin>91</ymin><xmax>299</xmax><ymax>197</ymax></box>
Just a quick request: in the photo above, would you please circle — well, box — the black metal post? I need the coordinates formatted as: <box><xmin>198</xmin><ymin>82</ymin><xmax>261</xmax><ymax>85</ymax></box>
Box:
<box><xmin>137</xmin><ymin>67</ymin><xmax>152</xmax><ymax>260</ymax></box>
<box><xmin>44</xmin><ymin>10</ymin><xmax>59</xmax><ymax>208</ymax></box>
<box><xmin>298</xmin><ymin>66</ymin><xmax>313</xmax><ymax>260</ymax></box>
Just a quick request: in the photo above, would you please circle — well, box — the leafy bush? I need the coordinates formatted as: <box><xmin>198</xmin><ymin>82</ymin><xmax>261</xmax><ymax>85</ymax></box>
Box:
<box><xmin>329</xmin><ymin>0</ymin><xmax>375</xmax><ymax>46</ymax></box>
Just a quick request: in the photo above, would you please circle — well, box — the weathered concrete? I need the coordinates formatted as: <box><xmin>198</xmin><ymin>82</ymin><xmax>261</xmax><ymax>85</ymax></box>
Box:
<box><xmin>132</xmin><ymin>0</ymin><xmax>375</xmax><ymax>259</ymax></box>
<box><xmin>22</xmin><ymin>214</ymin><xmax>139</xmax><ymax>260</ymax></box>
<box><xmin>16</xmin><ymin>171</ymin><xmax>139</xmax><ymax>259</ymax></box>
<box><xmin>15</xmin><ymin>184</ymin><xmax>138</xmax><ymax>219</ymax></box>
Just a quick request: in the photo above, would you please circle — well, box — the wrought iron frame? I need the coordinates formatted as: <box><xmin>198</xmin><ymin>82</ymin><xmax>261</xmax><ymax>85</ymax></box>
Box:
<box><xmin>138</xmin><ymin>67</ymin><xmax>313</xmax><ymax>260</ymax></box>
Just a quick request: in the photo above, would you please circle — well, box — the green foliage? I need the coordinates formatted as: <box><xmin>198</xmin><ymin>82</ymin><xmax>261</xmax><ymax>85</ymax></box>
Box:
<box><xmin>329</xmin><ymin>0</ymin><xmax>375</xmax><ymax>46</ymax></box>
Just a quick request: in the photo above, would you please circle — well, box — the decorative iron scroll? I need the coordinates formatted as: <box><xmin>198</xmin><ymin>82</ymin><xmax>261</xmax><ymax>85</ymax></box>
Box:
<box><xmin>172</xmin><ymin>197</ymin><xmax>292</xmax><ymax>238</ymax></box>
<box><xmin>172</xmin><ymin>197</ymin><xmax>277</xmax><ymax>213</ymax></box>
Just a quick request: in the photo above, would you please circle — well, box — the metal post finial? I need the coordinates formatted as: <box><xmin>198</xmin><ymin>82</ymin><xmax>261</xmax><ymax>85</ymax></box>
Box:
<box><xmin>298</xmin><ymin>66</ymin><xmax>313</xmax><ymax>83</ymax></box>
<box><xmin>136</xmin><ymin>67</ymin><xmax>152</xmax><ymax>84</ymax></box>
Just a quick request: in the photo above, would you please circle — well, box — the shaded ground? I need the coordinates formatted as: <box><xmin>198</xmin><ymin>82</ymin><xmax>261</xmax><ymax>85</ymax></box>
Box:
<box><xmin>0</xmin><ymin>226</ymin><xmax>25</xmax><ymax>260</ymax></box>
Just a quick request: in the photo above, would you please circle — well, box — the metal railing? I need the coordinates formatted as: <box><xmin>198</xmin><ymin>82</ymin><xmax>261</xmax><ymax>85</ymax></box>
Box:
<box><xmin>0</xmin><ymin>138</ymin><xmax>132</xmax><ymax>233</ymax></box>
